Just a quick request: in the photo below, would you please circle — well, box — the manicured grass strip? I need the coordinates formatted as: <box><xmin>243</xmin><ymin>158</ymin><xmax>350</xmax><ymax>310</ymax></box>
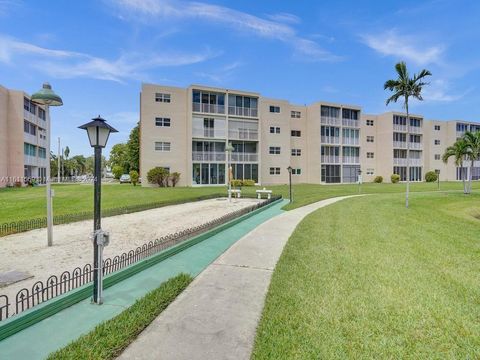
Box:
<box><xmin>47</xmin><ymin>273</ymin><xmax>192</xmax><ymax>360</ymax></box>
<box><xmin>252</xmin><ymin>193</ymin><xmax>480</xmax><ymax>359</ymax></box>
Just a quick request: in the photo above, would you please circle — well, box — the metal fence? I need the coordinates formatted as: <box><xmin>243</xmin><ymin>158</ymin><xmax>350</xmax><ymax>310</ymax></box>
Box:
<box><xmin>0</xmin><ymin>195</ymin><xmax>281</xmax><ymax>321</ymax></box>
<box><xmin>0</xmin><ymin>193</ymin><xmax>225</xmax><ymax>237</ymax></box>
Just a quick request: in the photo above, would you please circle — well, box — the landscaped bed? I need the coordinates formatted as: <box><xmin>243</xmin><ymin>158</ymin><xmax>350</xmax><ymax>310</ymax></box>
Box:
<box><xmin>47</xmin><ymin>273</ymin><xmax>192</xmax><ymax>360</ymax></box>
<box><xmin>252</xmin><ymin>192</ymin><xmax>480</xmax><ymax>358</ymax></box>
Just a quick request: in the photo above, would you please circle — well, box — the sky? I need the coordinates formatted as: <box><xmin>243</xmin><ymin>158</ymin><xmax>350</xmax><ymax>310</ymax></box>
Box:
<box><xmin>1</xmin><ymin>0</ymin><xmax>480</xmax><ymax>157</ymax></box>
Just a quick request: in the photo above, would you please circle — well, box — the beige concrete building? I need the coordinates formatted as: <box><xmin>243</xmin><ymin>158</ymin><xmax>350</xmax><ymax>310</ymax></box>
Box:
<box><xmin>139</xmin><ymin>83</ymin><xmax>479</xmax><ymax>186</ymax></box>
<box><xmin>0</xmin><ymin>85</ymin><xmax>49</xmax><ymax>187</ymax></box>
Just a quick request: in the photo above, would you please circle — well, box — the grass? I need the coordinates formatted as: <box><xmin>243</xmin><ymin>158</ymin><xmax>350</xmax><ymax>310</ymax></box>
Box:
<box><xmin>47</xmin><ymin>273</ymin><xmax>192</xmax><ymax>360</ymax></box>
<box><xmin>1</xmin><ymin>181</ymin><xmax>479</xmax><ymax>223</ymax></box>
<box><xmin>252</xmin><ymin>192</ymin><xmax>480</xmax><ymax>359</ymax></box>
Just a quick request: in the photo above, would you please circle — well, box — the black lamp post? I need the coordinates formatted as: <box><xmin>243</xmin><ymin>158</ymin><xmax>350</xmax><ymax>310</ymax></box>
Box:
<box><xmin>79</xmin><ymin>116</ymin><xmax>118</xmax><ymax>304</ymax></box>
<box><xmin>435</xmin><ymin>169</ymin><xmax>440</xmax><ymax>190</ymax></box>
<box><xmin>287</xmin><ymin>166</ymin><xmax>293</xmax><ymax>203</ymax></box>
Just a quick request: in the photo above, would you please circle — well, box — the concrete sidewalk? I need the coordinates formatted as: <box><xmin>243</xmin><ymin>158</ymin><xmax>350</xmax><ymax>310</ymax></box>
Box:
<box><xmin>118</xmin><ymin>196</ymin><xmax>355</xmax><ymax>360</ymax></box>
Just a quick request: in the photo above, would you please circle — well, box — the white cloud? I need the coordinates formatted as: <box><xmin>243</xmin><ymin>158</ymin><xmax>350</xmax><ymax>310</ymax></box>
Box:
<box><xmin>0</xmin><ymin>35</ymin><xmax>217</xmax><ymax>82</ymax></box>
<box><xmin>421</xmin><ymin>79</ymin><xmax>472</xmax><ymax>102</ymax></box>
<box><xmin>361</xmin><ymin>30</ymin><xmax>445</xmax><ymax>66</ymax></box>
<box><xmin>195</xmin><ymin>61</ymin><xmax>244</xmax><ymax>83</ymax></box>
<box><xmin>0</xmin><ymin>0</ymin><xmax>21</xmax><ymax>17</ymax></box>
<box><xmin>266</xmin><ymin>12</ymin><xmax>301</xmax><ymax>24</ymax></box>
<box><xmin>110</xmin><ymin>0</ymin><xmax>340</xmax><ymax>62</ymax></box>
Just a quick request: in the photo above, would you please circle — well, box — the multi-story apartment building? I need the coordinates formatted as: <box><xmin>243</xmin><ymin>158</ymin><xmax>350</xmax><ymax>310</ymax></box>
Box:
<box><xmin>139</xmin><ymin>83</ymin><xmax>480</xmax><ymax>186</ymax></box>
<box><xmin>0</xmin><ymin>84</ymin><xmax>49</xmax><ymax>187</ymax></box>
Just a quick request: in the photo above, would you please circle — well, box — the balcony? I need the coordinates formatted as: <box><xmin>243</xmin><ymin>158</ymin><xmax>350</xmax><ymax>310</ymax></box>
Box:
<box><xmin>321</xmin><ymin>155</ymin><xmax>340</xmax><ymax>164</ymax></box>
<box><xmin>393</xmin><ymin>124</ymin><xmax>407</xmax><ymax>132</ymax></box>
<box><xmin>231</xmin><ymin>152</ymin><xmax>258</xmax><ymax>162</ymax></box>
<box><xmin>192</xmin><ymin>128</ymin><xmax>225</xmax><ymax>139</ymax></box>
<box><xmin>228</xmin><ymin>129</ymin><xmax>258</xmax><ymax>141</ymax></box>
<box><xmin>321</xmin><ymin>116</ymin><xmax>341</xmax><ymax>126</ymax></box>
<box><xmin>192</xmin><ymin>102</ymin><xmax>225</xmax><ymax>114</ymax></box>
<box><xmin>456</xmin><ymin>131</ymin><xmax>466</xmax><ymax>139</ymax></box>
<box><xmin>343</xmin><ymin>156</ymin><xmax>359</xmax><ymax>164</ymax></box>
<box><xmin>342</xmin><ymin>137</ymin><xmax>359</xmax><ymax>145</ymax></box>
<box><xmin>410</xmin><ymin>126</ymin><xmax>423</xmax><ymax>134</ymax></box>
<box><xmin>192</xmin><ymin>151</ymin><xmax>226</xmax><ymax>162</ymax></box>
<box><xmin>393</xmin><ymin>141</ymin><xmax>407</xmax><ymax>149</ymax></box>
<box><xmin>321</xmin><ymin>136</ymin><xmax>340</xmax><ymax>145</ymax></box>
<box><xmin>228</xmin><ymin>106</ymin><xmax>258</xmax><ymax>118</ymax></box>
<box><xmin>410</xmin><ymin>142</ymin><xmax>423</xmax><ymax>150</ymax></box>
<box><xmin>342</xmin><ymin>119</ymin><xmax>359</xmax><ymax>128</ymax></box>
<box><xmin>394</xmin><ymin>158</ymin><xmax>423</xmax><ymax>166</ymax></box>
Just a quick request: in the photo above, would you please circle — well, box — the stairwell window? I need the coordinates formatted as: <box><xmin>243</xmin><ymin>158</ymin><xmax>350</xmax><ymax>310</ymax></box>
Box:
<box><xmin>291</xmin><ymin>130</ymin><xmax>301</xmax><ymax>137</ymax></box>
<box><xmin>269</xmin><ymin>126</ymin><xmax>280</xmax><ymax>134</ymax></box>
<box><xmin>434</xmin><ymin>140</ymin><xmax>441</xmax><ymax>145</ymax></box>
<box><xmin>291</xmin><ymin>149</ymin><xmax>301</xmax><ymax>156</ymax></box>
<box><xmin>269</xmin><ymin>106</ymin><xmax>280</xmax><ymax>113</ymax></box>
<box><xmin>291</xmin><ymin>111</ymin><xmax>301</xmax><ymax>118</ymax></box>
<box><xmin>155</xmin><ymin>93</ymin><xmax>171</xmax><ymax>103</ymax></box>
<box><xmin>366</xmin><ymin>136</ymin><xmax>374</xmax><ymax>143</ymax></box>
<box><xmin>269</xmin><ymin>167</ymin><xmax>281</xmax><ymax>175</ymax></box>
<box><xmin>155</xmin><ymin>141</ymin><xmax>171</xmax><ymax>151</ymax></box>
<box><xmin>435</xmin><ymin>154</ymin><xmax>441</xmax><ymax>160</ymax></box>
<box><xmin>367</xmin><ymin>152</ymin><xmax>374</xmax><ymax>159</ymax></box>
<box><xmin>366</xmin><ymin>119</ymin><xmax>374</xmax><ymax>126</ymax></box>
<box><xmin>155</xmin><ymin>117</ymin><xmax>171</xmax><ymax>127</ymax></box>
<box><xmin>292</xmin><ymin>168</ymin><xmax>301</xmax><ymax>175</ymax></box>
<box><xmin>269</xmin><ymin>146</ymin><xmax>281</xmax><ymax>155</ymax></box>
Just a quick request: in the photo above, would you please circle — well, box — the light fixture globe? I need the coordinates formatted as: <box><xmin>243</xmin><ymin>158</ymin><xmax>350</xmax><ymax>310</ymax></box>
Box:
<box><xmin>287</xmin><ymin>165</ymin><xmax>293</xmax><ymax>173</ymax></box>
<box><xmin>31</xmin><ymin>82</ymin><xmax>63</xmax><ymax>106</ymax></box>
<box><xmin>225</xmin><ymin>142</ymin><xmax>234</xmax><ymax>152</ymax></box>
<box><xmin>78</xmin><ymin>115</ymin><xmax>118</xmax><ymax>148</ymax></box>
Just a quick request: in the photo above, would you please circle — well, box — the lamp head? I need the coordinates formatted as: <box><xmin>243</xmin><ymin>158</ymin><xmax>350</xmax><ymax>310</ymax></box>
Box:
<box><xmin>78</xmin><ymin>115</ymin><xmax>118</xmax><ymax>148</ymax></box>
<box><xmin>31</xmin><ymin>82</ymin><xmax>63</xmax><ymax>106</ymax></box>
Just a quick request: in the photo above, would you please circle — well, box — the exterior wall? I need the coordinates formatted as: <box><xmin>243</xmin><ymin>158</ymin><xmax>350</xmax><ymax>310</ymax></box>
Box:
<box><xmin>0</xmin><ymin>86</ymin><xmax>8</xmax><ymax>185</ymax></box>
<box><xmin>139</xmin><ymin>82</ymin><xmax>480</xmax><ymax>186</ymax></box>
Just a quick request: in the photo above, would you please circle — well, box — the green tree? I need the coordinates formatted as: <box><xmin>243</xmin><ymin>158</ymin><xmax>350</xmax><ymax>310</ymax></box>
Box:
<box><xmin>442</xmin><ymin>139</ymin><xmax>470</xmax><ymax>194</ymax></box>
<box><xmin>109</xmin><ymin>143</ymin><xmax>130</xmax><ymax>173</ymax></box>
<box><xmin>112</xmin><ymin>165</ymin><xmax>124</xmax><ymax>180</ymax></box>
<box><xmin>384</xmin><ymin>61</ymin><xmax>431</xmax><ymax>208</ymax></box>
<box><xmin>463</xmin><ymin>131</ymin><xmax>480</xmax><ymax>193</ymax></box>
<box><xmin>127</xmin><ymin>124</ymin><xmax>140</xmax><ymax>171</ymax></box>
<box><xmin>129</xmin><ymin>170</ymin><xmax>139</xmax><ymax>186</ymax></box>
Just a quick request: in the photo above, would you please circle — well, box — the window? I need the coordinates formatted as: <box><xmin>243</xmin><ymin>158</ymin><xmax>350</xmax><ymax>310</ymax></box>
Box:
<box><xmin>410</xmin><ymin>118</ymin><xmax>422</xmax><ymax>127</ymax></box>
<box><xmin>366</xmin><ymin>169</ymin><xmax>374</xmax><ymax>175</ymax></box>
<box><xmin>366</xmin><ymin>136</ymin><xmax>374</xmax><ymax>143</ymax></box>
<box><xmin>291</xmin><ymin>130</ymin><xmax>301</xmax><ymax>137</ymax></box>
<box><xmin>269</xmin><ymin>167</ymin><xmax>281</xmax><ymax>175</ymax></box>
<box><xmin>291</xmin><ymin>149</ymin><xmax>301</xmax><ymax>156</ymax></box>
<box><xmin>291</xmin><ymin>111</ymin><xmax>301</xmax><ymax>118</ymax></box>
<box><xmin>367</xmin><ymin>152</ymin><xmax>374</xmax><ymax>159</ymax></box>
<box><xmin>292</xmin><ymin>168</ymin><xmax>301</xmax><ymax>175</ymax></box>
<box><xmin>269</xmin><ymin>146</ymin><xmax>281</xmax><ymax>155</ymax></box>
<box><xmin>269</xmin><ymin>105</ymin><xmax>280</xmax><ymax>113</ymax></box>
<box><xmin>24</xmin><ymin>97</ymin><xmax>30</xmax><ymax>111</ymax></box>
<box><xmin>24</xmin><ymin>143</ymin><xmax>36</xmax><ymax>156</ymax></box>
<box><xmin>366</xmin><ymin>119</ymin><xmax>374</xmax><ymax>126</ymax></box>
<box><xmin>154</xmin><ymin>141</ymin><xmax>171</xmax><ymax>151</ymax></box>
<box><xmin>434</xmin><ymin>140</ymin><xmax>441</xmax><ymax>145</ymax></box>
<box><xmin>342</xmin><ymin>108</ymin><xmax>359</xmax><ymax>120</ymax></box>
<box><xmin>24</xmin><ymin>121</ymin><xmax>36</xmax><ymax>135</ymax></box>
<box><xmin>434</xmin><ymin>125</ymin><xmax>441</xmax><ymax>131</ymax></box>
<box><xmin>38</xmin><ymin>147</ymin><xmax>46</xmax><ymax>159</ymax></box>
<box><xmin>269</xmin><ymin>126</ymin><xmax>280</xmax><ymax>134</ymax></box>
<box><xmin>155</xmin><ymin>93</ymin><xmax>171</xmax><ymax>103</ymax></box>
<box><xmin>321</xmin><ymin>106</ymin><xmax>340</xmax><ymax>119</ymax></box>
<box><xmin>155</xmin><ymin>117</ymin><xmax>171</xmax><ymax>127</ymax></box>
<box><xmin>38</xmin><ymin>108</ymin><xmax>46</xmax><ymax>120</ymax></box>
<box><xmin>29</xmin><ymin>102</ymin><xmax>37</xmax><ymax>115</ymax></box>
<box><xmin>435</xmin><ymin>154</ymin><xmax>441</xmax><ymax>160</ymax></box>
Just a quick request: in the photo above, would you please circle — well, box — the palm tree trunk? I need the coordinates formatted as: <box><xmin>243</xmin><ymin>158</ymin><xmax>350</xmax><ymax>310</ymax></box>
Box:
<box><xmin>469</xmin><ymin>160</ymin><xmax>474</xmax><ymax>194</ymax></box>
<box><xmin>462</xmin><ymin>161</ymin><xmax>466</xmax><ymax>194</ymax></box>
<box><xmin>405</xmin><ymin>101</ymin><xmax>410</xmax><ymax>208</ymax></box>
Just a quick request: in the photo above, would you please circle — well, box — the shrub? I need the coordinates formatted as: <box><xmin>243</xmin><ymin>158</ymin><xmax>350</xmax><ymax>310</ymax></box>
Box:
<box><xmin>129</xmin><ymin>170</ymin><xmax>139</xmax><ymax>186</ymax></box>
<box><xmin>147</xmin><ymin>167</ymin><xmax>169</xmax><ymax>187</ymax></box>
<box><xmin>231</xmin><ymin>179</ymin><xmax>243</xmax><ymax>187</ymax></box>
<box><xmin>425</xmin><ymin>171</ymin><xmax>438</xmax><ymax>182</ymax></box>
<box><xmin>112</xmin><ymin>165</ymin><xmax>123</xmax><ymax>180</ymax></box>
<box><xmin>373</xmin><ymin>176</ymin><xmax>383</xmax><ymax>183</ymax></box>
<box><xmin>391</xmin><ymin>174</ymin><xmax>400</xmax><ymax>183</ymax></box>
<box><xmin>169</xmin><ymin>172</ymin><xmax>181</xmax><ymax>187</ymax></box>
<box><xmin>242</xmin><ymin>179</ymin><xmax>255</xmax><ymax>186</ymax></box>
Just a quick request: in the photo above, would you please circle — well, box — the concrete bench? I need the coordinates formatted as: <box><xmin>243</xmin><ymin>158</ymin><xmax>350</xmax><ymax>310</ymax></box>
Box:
<box><xmin>256</xmin><ymin>189</ymin><xmax>272</xmax><ymax>199</ymax></box>
<box><xmin>228</xmin><ymin>189</ymin><xmax>242</xmax><ymax>198</ymax></box>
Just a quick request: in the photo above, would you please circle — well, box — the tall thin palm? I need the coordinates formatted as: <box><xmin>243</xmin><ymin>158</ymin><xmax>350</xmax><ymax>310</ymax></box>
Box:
<box><xmin>384</xmin><ymin>62</ymin><xmax>432</xmax><ymax>208</ymax></box>
<box><xmin>442</xmin><ymin>139</ymin><xmax>470</xmax><ymax>194</ymax></box>
<box><xmin>463</xmin><ymin>131</ymin><xmax>480</xmax><ymax>193</ymax></box>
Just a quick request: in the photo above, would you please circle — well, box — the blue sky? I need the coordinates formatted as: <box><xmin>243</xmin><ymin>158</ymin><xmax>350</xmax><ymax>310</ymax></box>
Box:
<box><xmin>1</xmin><ymin>0</ymin><xmax>480</xmax><ymax>156</ymax></box>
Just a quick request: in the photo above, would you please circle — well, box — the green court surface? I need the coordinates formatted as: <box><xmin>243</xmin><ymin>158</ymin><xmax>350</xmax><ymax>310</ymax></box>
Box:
<box><xmin>0</xmin><ymin>199</ymin><xmax>287</xmax><ymax>360</ymax></box>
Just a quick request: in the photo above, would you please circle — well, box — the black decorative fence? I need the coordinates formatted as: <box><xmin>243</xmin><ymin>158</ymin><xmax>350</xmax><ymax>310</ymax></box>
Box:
<box><xmin>0</xmin><ymin>193</ymin><xmax>225</xmax><ymax>237</ymax></box>
<box><xmin>0</xmin><ymin>195</ymin><xmax>281</xmax><ymax>321</ymax></box>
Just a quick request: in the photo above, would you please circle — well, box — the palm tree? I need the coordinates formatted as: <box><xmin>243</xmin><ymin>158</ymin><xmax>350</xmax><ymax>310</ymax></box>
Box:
<box><xmin>463</xmin><ymin>131</ymin><xmax>480</xmax><ymax>193</ymax></box>
<box><xmin>384</xmin><ymin>62</ymin><xmax>432</xmax><ymax>208</ymax></box>
<box><xmin>442</xmin><ymin>139</ymin><xmax>470</xmax><ymax>194</ymax></box>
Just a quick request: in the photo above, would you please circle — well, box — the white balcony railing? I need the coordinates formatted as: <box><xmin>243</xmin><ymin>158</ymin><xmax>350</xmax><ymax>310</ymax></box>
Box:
<box><xmin>192</xmin><ymin>151</ymin><xmax>226</xmax><ymax>162</ymax></box>
<box><xmin>342</xmin><ymin>137</ymin><xmax>359</xmax><ymax>145</ymax></box>
<box><xmin>342</xmin><ymin>119</ymin><xmax>360</xmax><ymax>128</ymax></box>
<box><xmin>463</xmin><ymin>160</ymin><xmax>480</xmax><ymax>167</ymax></box>
<box><xmin>192</xmin><ymin>102</ymin><xmax>225</xmax><ymax>114</ymax></box>
<box><xmin>231</xmin><ymin>153</ymin><xmax>258</xmax><ymax>162</ymax></box>
<box><xmin>410</xmin><ymin>126</ymin><xmax>423</xmax><ymax>134</ymax></box>
<box><xmin>192</xmin><ymin>128</ymin><xmax>225</xmax><ymax>139</ymax></box>
<box><xmin>321</xmin><ymin>155</ymin><xmax>340</xmax><ymax>164</ymax></box>
<box><xmin>321</xmin><ymin>116</ymin><xmax>341</xmax><ymax>126</ymax></box>
<box><xmin>393</xmin><ymin>124</ymin><xmax>407</xmax><ymax>132</ymax></box>
<box><xmin>394</xmin><ymin>158</ymin><xmax>423</xmax><ymax>166</ymax></box>
<box><xmin>393</xmin><ymin>141</ymin><xmax>408</xmax><ymax>149</ymax></box>
<box><xmin>228</xmin><ymin>129</ymin><xmax>258</xmax><ymax>140</ymax></box>
<box><xmin>321</xmin><ymin>136</ymin><xmax>340</xmax><ymax>144</ymax></box>
<box><xmin>456</xmin><ymin>131</ymin><xmax>465</xmax><ymax>139</ymax></box>
<box><xmin>228</xmin><ymin>106</ymin><xmax>258</xmax><ymax>118</ymax></box>
<box><xmin>410</xmin><ymin>142</ymin><xmax>423</xmax><ymax>150</ymax></box>
<box><xmin>343</xmin><ymin>156</ymin><xmax>359</xmax><ymax>164</ymax></box>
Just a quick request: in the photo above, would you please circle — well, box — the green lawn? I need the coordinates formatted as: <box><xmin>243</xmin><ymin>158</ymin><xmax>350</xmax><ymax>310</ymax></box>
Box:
<box><xmin>252</xmin><ymin>192</ymin><xmax>480</xmax><ymax>359</ymax></box>
<box><xmin>0</xmin><ymin>181</ymin><xmax>479</xmax><ymax>223</ymax></box>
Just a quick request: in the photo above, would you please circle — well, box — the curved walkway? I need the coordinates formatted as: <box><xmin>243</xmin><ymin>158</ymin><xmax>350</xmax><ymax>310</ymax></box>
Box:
<box><xmin>118</xmin><ymin>195</ymin><xmax>358</xmax><ymax>360</ymax></box>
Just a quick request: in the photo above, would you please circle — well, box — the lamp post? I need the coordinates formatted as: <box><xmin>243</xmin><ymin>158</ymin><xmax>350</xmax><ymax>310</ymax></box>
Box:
<box><xmin>435</xmin><ymin>169</ymin><xmax>440</xmax><ymax>190</ymax></box>
<box><xmin>287</xmin><ymin>166</ymin><xmax>293</xmax><ymax>203</ymax></box>
<box><xmin>357</xmin><ymin>168</ymin><xmax>363</xmax><ymax>194</ymax></box>
<box><xmin>31</xmin><ymin>83</ymin><xmax>63</xmax><ymax>247</ymax></box>
<box><xmin>225</xmin><ymin>143</ymin><xmax>234</xmax><ymax>202</ymax></box>
<box><xmin>79</xmin><ymin>116</ymin><xmax>118</xmax><ymax>304</ymax></box>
